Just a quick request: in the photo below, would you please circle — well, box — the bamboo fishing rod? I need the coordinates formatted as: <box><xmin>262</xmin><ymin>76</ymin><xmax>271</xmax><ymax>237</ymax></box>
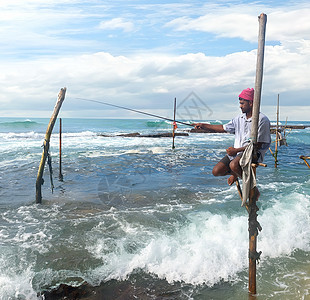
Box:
<box><xmin>76</xmin><ymin>97</ymin><xmax>194</xmax><ymax>127</ymax></box>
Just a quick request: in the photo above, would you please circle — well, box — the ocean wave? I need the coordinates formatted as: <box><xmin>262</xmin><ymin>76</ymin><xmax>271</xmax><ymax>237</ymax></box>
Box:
<box><xmin>0</xmin><ymin>131</ymin><xmax>43</xmax><ymax>140</ymax></box>
<box><xmin>0</xmin><ymin>130</ymin><xmax>99</xmax><ymax>141</ymax></box>
<box><xmin>0</xmin><ymin>264</ymin><xmax>39</xmax><ymax>300</ymax></box>
<box><xmin>259</xmin><ymin>192</ymin><xmax>310</xmax><ymax>257</ymax></box>
<box><xmin>0</xmin><ymin>119</ymin><xmax>39</xmax><ymax>128</ymax></box>
<box><xmin>85</xmin><ymin>190</ymin><xmax>310</xmax><ymax>287</ymax></box>
<box><xmin>86</xmin><ymin>211</ymin><xmax>248</xmax><ymax>286</ymax></box>
<box><xmin>61</xmin><ymin>131</ymin><xmax>97</xmax><ymax>138</ymax></box>
<box><xmin>212</xmin><ymin>120</ymin><xmax>223</xmax><ymax>125</ymax></box>
<box><xmin>146</xmin><ymin>120</ymin><xmax>171</xmax><ymax>128</ymax></box>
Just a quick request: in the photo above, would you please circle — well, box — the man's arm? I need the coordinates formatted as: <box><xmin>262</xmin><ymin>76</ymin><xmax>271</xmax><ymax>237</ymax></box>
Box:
<box><xmin>192</xmin><ymin>123</ymin><xmax>226</xmax><ymax>133</ymax></box>
<box><xmin>227</xmin><ymin>143</ymin><xmax>264</xmax><ymax>157</ymax></box>
<box><xmin>226</xmin><ymin>146</ymin><xmax>246</xmax><ymax>156</ymax></box>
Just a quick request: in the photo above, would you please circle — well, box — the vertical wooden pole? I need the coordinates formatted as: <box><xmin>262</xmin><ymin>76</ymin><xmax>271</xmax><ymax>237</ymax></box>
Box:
<box><xmin>274</xmin><ymin>94</ymin><xmax>279</xmax><ymax>167</ymax></box>
<box><xmin>251</xmin><ymin>13</ymin><xmax>267</xmax><ymax>149</ymax></box>
<box><xmin>172</xmin><ymin>97</ymin><xmax>177</xmax><ymax>149</ymax></box>
<box><xmin>248</xmin><ymin>13</ymin><xmax>267</xmax><ymax>295</ymax></box>
<box><xmin>36</xmin><ymin>88</ymin><xmax>66</xmax><ymax>203</ymax></box>
<box><xmin>59</xmin><ymin>118</ymin><xmax>64</xmax><ymax>181</ymax></box>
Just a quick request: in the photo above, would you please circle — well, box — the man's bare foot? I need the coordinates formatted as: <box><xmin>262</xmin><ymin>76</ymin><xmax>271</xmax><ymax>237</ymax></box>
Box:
<box><xmin>228</xmin><ymin>175</ymin><xmax>237</xmax><ymax>186</ymax></box>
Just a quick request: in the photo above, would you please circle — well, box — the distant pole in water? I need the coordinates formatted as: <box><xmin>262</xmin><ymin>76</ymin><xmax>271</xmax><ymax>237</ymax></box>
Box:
<box><xmin>59</xmin><ymin>118</ymin><xmax>64</xmax><ymax>181</ymax></box>
<box><xmin>36</xmin><ymin>88</ymin><xmax>66</xmax><ymax>204</ymax></box>
<box><xmin>275</xmin><ymin>94</ymin><xmax>280</xmax><ymax>167</ymax></box>
<box><xmin>248</xmin><ymin>13</ymin><xmax>267</xmax><ymax>296</ymax></box>
<box><xmin>172</xmin><ymin>98</ymin><xmax>177</xmax><ymax>149</ymax></box>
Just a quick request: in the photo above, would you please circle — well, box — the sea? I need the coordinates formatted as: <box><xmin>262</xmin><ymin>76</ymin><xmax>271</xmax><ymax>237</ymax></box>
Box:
<box><xmin>0</xmin><ymin>117</ymin><xmax>309</xmax><ymax>300</ymax></box>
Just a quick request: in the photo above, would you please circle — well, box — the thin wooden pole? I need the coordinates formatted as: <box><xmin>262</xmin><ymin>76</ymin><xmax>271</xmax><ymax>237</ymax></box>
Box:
<box><xmin>36</xmin><ymin>88</ymin><xmax>66</xmax><ymax>203</ymax></box>
<box><xmin>275</xmin><ymin>94</ymin><xmax>279</xmax><ymax>153</ymax></box>
<box><xmin>172</xmin><ymin>97</ymin><xmax>177</xmax><ymax>149</ymax></box>
<box><xmin>248</xmin><ymin>13</ymin><xmax>267</xmax><ymax>296</ymax></box>
<box><xmin>251</xmin><ymin>13</ymin><xmax>267</xmax><ymax>149</ymax></box>
<box><xmin>59</xmin><ymin>118</ymin><xmax>64</xmax><ymax>181</ymax></box>
<box><xmin>274</xmin><ymin>94</ymin><xmax>279</xmax><ymax>167</ymax></box>
<box><xmin>284</xmin><ymin>116</ymin><xmax>288</xmax><ymax>137</ymax></box>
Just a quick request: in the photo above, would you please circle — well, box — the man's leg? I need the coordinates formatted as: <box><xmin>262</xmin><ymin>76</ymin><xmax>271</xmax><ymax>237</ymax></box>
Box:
<box><xmin>227</xmin><ymin>155</ymin><xmax>242</xmax><ymax>186</ymax></box>
<box><xmin>212</xmin><ymin>156</ymin><xmax>231</xmax><ymax>177</ymax></box>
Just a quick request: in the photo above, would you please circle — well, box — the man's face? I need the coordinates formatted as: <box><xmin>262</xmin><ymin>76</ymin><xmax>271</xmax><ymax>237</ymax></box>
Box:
<box><xmin>239</xmin><ymin>99</ymin><xmax>252</xmax><ymax>114</ymax></box>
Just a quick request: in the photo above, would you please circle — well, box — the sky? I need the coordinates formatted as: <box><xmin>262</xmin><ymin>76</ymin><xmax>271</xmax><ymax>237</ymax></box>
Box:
<box><xmin>1</xmin><ymin>0</ymin><xmax>310</xmax><ymax>121</ymax></box>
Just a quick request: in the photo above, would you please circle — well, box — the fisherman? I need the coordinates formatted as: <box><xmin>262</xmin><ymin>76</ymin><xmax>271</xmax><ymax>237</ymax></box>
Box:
<box><xmin>193</xmin><ymin>88</ymin><xmax>271</xmax><ymax>186</ymax></box>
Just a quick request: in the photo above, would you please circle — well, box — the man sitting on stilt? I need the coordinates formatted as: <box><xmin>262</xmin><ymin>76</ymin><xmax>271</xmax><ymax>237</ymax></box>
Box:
<box><xmin>193</xmin><ymin>88</ymin><xmax>271</xmax><ymax>185</ymax></box>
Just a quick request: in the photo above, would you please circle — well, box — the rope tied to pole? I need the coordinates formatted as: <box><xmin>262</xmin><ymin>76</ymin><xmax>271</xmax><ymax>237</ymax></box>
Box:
<box><xmin>47</xmin><ymin>151</ymin><xmax>54</xmax><ymax>193</ymax></box>
<box><xmin>249</xmin><ymin>249</ymin><xmax>262</xmax><ymax>263</ymax></box>
<box><xmin>173</xmin><ymin>121</ymin><xmax>178</xmax><ymax>130</ymax></box>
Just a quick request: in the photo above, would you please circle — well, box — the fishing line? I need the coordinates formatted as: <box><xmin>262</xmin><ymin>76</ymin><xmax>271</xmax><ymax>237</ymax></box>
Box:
<box><xmin>76</xmin><ymin>97</ymin><xmax>194</xmax><ymax>127</ymax></box>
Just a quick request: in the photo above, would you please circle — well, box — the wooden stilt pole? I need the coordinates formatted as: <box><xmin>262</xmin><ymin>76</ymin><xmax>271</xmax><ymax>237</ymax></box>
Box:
<box><xmin>172</xmin><ymin>97</ymin><xmax>177</xmax><ymax>149</ymax></box>
<box><xmin>59</xmin><ymin>118</ymin><xmax>64</xmax><ymax>181</ymax></box>
<box><xmin>36</xmin><ymin>88</ymin><xmax>66</xmax><ymax>203</ymax></box>
<box><xmin>248</xmin><ymin>13</ymin><xmax>267</xmax><ymax>296</ymax></box>
<box><xmin>274</xmin><ymin>94</ymin><xmax>279</xmax><ymax>167</ymax></box>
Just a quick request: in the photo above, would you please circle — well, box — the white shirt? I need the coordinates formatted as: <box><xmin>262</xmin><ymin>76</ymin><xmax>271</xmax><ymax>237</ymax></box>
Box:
<box><xmin>223</xmin><ymin>112</ymin><xmax>271</xmax><ymax>162</ymax></box>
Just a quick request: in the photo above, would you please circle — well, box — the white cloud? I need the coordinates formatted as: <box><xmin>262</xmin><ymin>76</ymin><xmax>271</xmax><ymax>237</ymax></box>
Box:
<box><xmin>1</xmin><ymin>39</ymin><xmax>309</xmax><ymax>120</ymax></box>
<box><xmin>165</xmin><ymin>3</ymin><xmax>310</xmax><ymax>43</ymax></box>
<box><xmin>268</xmin><ymin>8</ymin><xmax>310</xmax><ymax>41</ymax></box>
<box><xmin>99</xmin><ymin>18</ymin><xmax>135</xmax><ymax>32</ymax></box>
<box><xmin>0</xmin><ymin>1</ymin><xmax>310</xmax><ymax>121</ymax></box>
<box><xmin>166</xmin><ymin>13</ymin><xmax>258</xmax><ymax>42</ymax></box>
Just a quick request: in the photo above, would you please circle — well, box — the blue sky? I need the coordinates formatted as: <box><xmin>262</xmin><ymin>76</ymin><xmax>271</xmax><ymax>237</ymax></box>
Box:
<box><xmin>1</xmin><ymin>0</ymin><xmax>310</xmax><ymax>120</ymax></box>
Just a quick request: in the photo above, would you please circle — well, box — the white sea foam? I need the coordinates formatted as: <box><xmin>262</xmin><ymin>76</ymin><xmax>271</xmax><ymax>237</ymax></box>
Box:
<box><xmin>259</xmin><ymin>181</ymin><xmax>297</xmax><ymax>190</ymax></box>
<box><xmin>0</xmin><ymin>131</ymin><xmax>42</xmax><ymax>140</ymax></box>
<box><xmin>149</xmin><ymin>147</ymin><xmax>166</xmax><ymax>154</ymax></box>
<box><xmin>11</xmin><ymin>227</ymin><xmax>51</xmax><ymax>253</ymax></box>
<box><xmin>259</xmin><ymin>192</ymin><xmax>310</xmax><ymax>257</ymax></box>
<box><xmin>0</xmin><ymin>266</ymin><xmax>40</xmax><ymax>300</ymax></box>
<box><xmin>86</xmin><ymin>190</ymin><xmax>310</xmax><ymax>287</ymax></box>
<box><xmin>127</xmin><ymin>213</ymin><xmax>248</xmax><ymax>285</ymax></box>
<box><xmin>60</xmin><ymin>130</ymin><xmax>96</xmax><ymax>138</ymax></box>
<box><xmin>87</xmin><ymin>211</ymin><xmax>248</xmax><ymax>286</ymax></box>
<box><xmin>124</xmin><ymin>149</ymin><xmax>143</xmax><ymax>154</ymax></box>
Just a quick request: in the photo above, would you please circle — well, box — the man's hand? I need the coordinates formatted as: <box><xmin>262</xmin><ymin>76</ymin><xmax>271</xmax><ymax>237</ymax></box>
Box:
<box><xmin>226</xmin><ymin>146</ymin><xmax>246</xmax><ymax>156</ymax></box>
<box><xmin>226</xmin><ymin>147</ymin><xmax>238</xmax><ymax>156</ymax></box>
<box><xmin>192</xmin><ymin>123</ymin><xmax>205</xmax><ymax>129</ymax></box>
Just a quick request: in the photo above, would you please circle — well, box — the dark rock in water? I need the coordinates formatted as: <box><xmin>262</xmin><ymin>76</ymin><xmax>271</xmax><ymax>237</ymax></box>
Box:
<box><xmin>97</xmin><ymin>132</ymin><xmax>141</xmax><ymax>137</ymax></box>
<box><xmin>97</xmin><ymin>132</ymin><xmax>188</xmax><ymax>138</ymax></box>
<box><xmin>41</xmin><ymin>273</ymin><xmax>186</xmax><ymax>300</ymax></box>
<box><xmin>42</xmin><ymin>282</ymin><xmax>93</xmax><ymax>299</ymax></box>
<box><xmin>270</xmin><ymin>125</ymin><xmax>309</xmax><ymax>134</ymax></box>
<box><xmin>270</xmin><ymin>125</ymin><xmax>308</xmax><ymax>132</ymax></box>
<box><xmin>282</xmin><ymin>125</ymin><xmax>307</xmax><ymax>129</ymax></box>
<box><xmin>117</xmin><ymin>132</ymin><xmax>141</xmax><ymax>137</ymax></box>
